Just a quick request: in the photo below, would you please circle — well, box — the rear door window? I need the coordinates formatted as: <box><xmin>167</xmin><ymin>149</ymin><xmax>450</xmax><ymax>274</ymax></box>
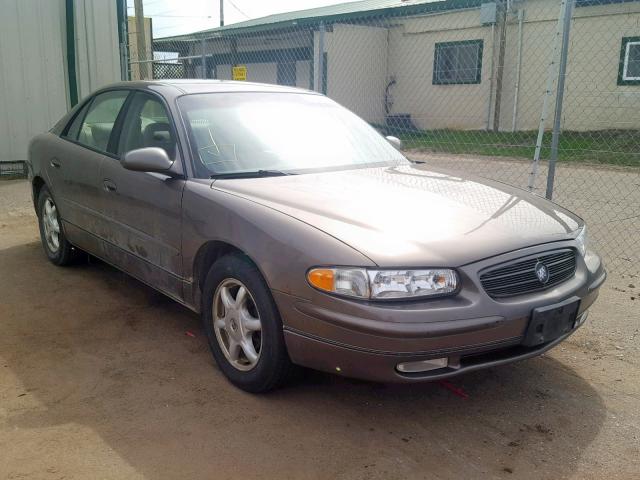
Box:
<box><xmin>63</xmin><ymin>101</ymin><xmax>91</xmax><ymax>140</ymax></box>
<box><xmin>76</xmin><ymin>91</ymin><xmax>129</xmax><ymax>153</ymax></box>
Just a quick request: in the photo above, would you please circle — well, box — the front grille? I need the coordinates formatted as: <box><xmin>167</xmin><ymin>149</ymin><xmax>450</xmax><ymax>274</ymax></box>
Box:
<box><xmin>479</xmin><ymin>249</ymin><xmax>577</xmax><ymax>298</ymax></box>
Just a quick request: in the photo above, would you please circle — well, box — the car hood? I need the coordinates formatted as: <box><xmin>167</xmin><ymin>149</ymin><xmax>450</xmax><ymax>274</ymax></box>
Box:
<box><xmin>212</xmin><ymin>164</ymin><xmax>581</xmax><ymax>267</ymax></box>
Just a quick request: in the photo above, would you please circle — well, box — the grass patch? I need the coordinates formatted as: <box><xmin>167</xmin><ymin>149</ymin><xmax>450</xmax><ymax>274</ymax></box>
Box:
<box><xmin>398</xmin><ymin>130</ymin><xmax>640</xmax><ymax>167</ymax></box>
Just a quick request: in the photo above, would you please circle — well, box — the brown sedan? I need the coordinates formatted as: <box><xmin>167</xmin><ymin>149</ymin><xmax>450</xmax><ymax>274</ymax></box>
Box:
<box><xmin>28</xmin><ymin>80</ymin><xmax>606</xmax><ymax>392</ymax></box>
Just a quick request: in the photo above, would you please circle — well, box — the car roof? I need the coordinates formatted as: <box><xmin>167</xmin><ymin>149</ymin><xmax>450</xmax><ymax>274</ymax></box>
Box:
<box><xmin>103</xmin><ymin>80</ymin><xmax>317</xmax><ymax>96</ymax></box>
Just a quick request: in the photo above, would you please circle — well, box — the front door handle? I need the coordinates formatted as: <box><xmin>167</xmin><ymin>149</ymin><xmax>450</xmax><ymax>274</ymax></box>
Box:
<box><xmin>103</xmin><ymin>179</ymin><xmax>117</xmax><ymax>192</ymax></box>
<box><xmin>50</xmin><ymin>158</ymin><xmax>61</xmax><ymax>168</ymax></box>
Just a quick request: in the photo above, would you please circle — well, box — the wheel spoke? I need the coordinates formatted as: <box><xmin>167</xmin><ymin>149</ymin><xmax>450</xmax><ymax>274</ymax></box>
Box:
<box><xmin>214</xmin><ymin>317</ymin><xmax>226</xmax><ymax>331</ymax></box>
<box><xmin>240</xmin><ymin>309</ymin><xmax>261</xmax><ymax>332</ymax></box>
<box><xmin>220</xmin><ymin>286</ymin><xmax>234</xmax><ymax>310</ymax></box>
<box><xmin>51</xmin><ymin>217</ymin><xmax>60</xmax><ymax>233</ymax></box>
<box><xmin>228</xmin><ymin>339</ymin><xmax>241</xmax><ymax>361</ymax></box>
<box><xmin>44</xmin><ymin>201</ymin><xmax>52</xmax><ymax>217</ymax></box>
<box><xmin>241</xmin><ymin>338</ymin><xmax>259</xmax><ymax>364</ymax></box>
<box><xmin>235</xmin><ymin>286</ymin><xmax>247</xmax><ymax>307</ymax></box>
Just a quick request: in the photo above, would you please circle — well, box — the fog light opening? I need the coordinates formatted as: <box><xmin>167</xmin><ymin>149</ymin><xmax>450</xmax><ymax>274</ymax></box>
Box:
<box><xmin>396</xmin><ymin>357</ymin><xmax>448</xmax><ymax>374</ymax></box>
<box><xmin>574</xmin><ymin>311</ymin><xmax>589</xmax><ymax>328</ymax></box>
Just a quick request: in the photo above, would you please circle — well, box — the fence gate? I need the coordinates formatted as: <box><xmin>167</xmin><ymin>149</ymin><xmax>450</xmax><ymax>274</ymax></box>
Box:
<box><xmin>124</xmin><ymin>0</ymin><xmax>640</xmax><ymax>274</ymax></box>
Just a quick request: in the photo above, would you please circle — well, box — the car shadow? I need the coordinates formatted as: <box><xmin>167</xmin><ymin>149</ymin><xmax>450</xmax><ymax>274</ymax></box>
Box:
<box><xmin>1</xmin><ymin>240</ymin><xmax>607</xmax><ymax>479</ymax></box>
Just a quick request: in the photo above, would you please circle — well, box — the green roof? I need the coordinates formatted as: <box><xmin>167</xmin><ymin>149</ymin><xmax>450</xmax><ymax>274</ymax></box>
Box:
<box><xmin>154</xmin><ymin>0</ymin><xmax>481</xmax><ymax>44</ymax></box>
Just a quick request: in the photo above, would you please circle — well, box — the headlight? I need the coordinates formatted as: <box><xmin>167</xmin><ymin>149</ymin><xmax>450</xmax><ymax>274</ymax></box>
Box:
<box><xmin>307</xmin><ymin>267</ymin><xmax>458</xmax><ymax>300</ymax></box>
<box><xmin>575</xmin><ymin>226</ymin><xmax>589</xmax><ymax>256</ymax></box>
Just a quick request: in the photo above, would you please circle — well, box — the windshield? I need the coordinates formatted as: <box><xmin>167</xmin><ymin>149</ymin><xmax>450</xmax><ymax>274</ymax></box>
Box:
<box><xmin>178</xmin><ymin>92</ymin><xmax>407</xmax><ymax>177</ymax></box>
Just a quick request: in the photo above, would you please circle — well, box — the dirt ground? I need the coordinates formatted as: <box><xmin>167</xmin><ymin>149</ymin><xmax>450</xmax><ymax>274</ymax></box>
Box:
<box><xmin>0</xmin><ymin>178</ymin><xmax>638</xmax><ymax>480</ymax></box>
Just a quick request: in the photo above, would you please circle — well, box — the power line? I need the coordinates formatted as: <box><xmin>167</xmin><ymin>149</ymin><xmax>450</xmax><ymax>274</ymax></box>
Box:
<box><xmin>227</xmin><ymin>0</ymin><xmax>250</xmax><ymax>19</ymax></box>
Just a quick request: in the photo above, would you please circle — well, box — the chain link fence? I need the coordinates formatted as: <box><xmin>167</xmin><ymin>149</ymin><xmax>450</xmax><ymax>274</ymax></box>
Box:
<box><xmin>125</xmin><ymin>0</ymin><xmax>640</xmax><ymax>273</ymax></box>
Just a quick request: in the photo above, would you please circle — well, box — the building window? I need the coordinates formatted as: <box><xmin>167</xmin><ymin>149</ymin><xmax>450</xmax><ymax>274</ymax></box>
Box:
<box><xmin>618</xmin><ymin>37</ymin><xmax>640</xmax><ymax>85</ymax></box>
<box><xmin>433</xmin><ymin>40</ymin><xmax>483</xmax><ymax>85</ymax></box>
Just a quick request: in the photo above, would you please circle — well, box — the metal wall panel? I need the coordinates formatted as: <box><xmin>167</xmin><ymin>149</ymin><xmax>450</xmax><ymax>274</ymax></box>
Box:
<box><xmin>73</xmin><ymin>0</ymin><xmax>121</xmax><ymax>101</ymax></box>
<box><xmin>0</xmin><ymin>0</ymin><xmax>68</xmax><ymax>163</ymax></box>
<box><xmin>0</xmin><ymin>0</ymin><xmax>121</xmax><ymax>163</ymax></box>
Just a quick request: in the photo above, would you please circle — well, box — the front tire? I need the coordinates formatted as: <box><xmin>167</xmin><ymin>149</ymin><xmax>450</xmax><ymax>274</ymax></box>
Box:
<box><xmin>202</xmin><ymin>254</ymin><xmax>295</xmax><ymax>393</ymax></box>
<box><xmin>37</xmin><ymin>186</ymin><xmax>80</xmax><ymax>266</ymax></box>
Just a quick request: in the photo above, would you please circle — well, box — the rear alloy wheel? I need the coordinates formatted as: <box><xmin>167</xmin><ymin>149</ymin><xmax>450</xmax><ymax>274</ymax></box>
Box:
<box><xmin>37</xmin><ymin>186</ymin><xmax>81</xmax><ymax>266</ymax></box>
<box><xmin>42</xmin><ymin>197</ymin><xmax>61</xmax><ymax>253</ymax></box>
<box><xmin>202</xmin><ymin>254</ymin><xmax>295</xmax><ymax>392</ymax></box>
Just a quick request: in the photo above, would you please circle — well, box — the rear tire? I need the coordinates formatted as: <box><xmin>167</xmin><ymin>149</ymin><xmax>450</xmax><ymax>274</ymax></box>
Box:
<box><xmin>37</xmin><ymin>186</ymin><xmax>81</xmax><ymax>266</ymax></box>
<box><xmin>202</xmin><ymin>253</ymin><xmax>295</xmax><ymax>393</ymax></box>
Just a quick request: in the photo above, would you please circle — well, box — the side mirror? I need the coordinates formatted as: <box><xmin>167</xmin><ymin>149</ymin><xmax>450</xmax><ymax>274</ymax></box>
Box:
<box><xmin>122</xmin><ymin>147</ymin><xmax>173</xmax><ymax>174</ymax></box>
<box><xmin>385</xmin><ymin>135</ymin><xmax>402</xmax><ymax>150</ymax></box>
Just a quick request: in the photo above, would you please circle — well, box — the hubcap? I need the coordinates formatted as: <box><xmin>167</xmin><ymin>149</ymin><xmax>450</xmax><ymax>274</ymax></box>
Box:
<box><xmin>212</xmin><ymin>278</ymin><xmax>263</xmax><ymax>371</ymax></box>
<box><xmin>42</xmin><ymin>198</ymin><xmax>60</xmax><ymax>253</ymax></box>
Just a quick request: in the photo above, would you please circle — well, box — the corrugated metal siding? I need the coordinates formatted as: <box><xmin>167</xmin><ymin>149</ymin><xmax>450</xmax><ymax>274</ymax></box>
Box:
<box><xmin>74</xmin><ymin>0</ymin><xmax>121</xmax><ymax>100</ymax></box>
<box><xmin>0</xmin><ymin>0</ymin><xmax>121</xmax><ymax>163</ymax></box>
<box><xmin>0</xmin><ymin>0</ymin><xmax>68</xmax><ymax>162</ymax></box>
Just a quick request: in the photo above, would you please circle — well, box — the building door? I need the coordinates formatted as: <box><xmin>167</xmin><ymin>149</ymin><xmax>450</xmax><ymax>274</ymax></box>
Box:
<box><xmin>277</xmin><ymin>61</ymin><xmax>296</xmax><ymax>86</ymax></box>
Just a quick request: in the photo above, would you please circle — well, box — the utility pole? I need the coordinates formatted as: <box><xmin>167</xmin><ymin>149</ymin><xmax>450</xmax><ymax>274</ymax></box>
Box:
<box><xmin>220</xmin><ymin>0</ymin><xmax>224</xmax><ymax>26</ymax></box>
<box><xmin>134</xmin><ymin>0</ymin><xmax>148</xmax><ymax>79</ymax></box>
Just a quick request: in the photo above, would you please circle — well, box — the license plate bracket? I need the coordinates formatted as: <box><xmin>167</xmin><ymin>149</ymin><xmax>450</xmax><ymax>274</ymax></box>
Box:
<box><xmin>523</xmin><ymin>298</ymin><xmax>580</xmax><ymax>347</ymax></box>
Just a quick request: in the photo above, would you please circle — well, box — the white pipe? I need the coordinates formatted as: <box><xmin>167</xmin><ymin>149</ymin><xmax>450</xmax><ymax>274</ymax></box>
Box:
<box><xmin>511</xmin><ymin>9</ymin><xmax>524</xmax><ymax>132</ymax></box>
<box><xmin>485</xmin><ymin>23</ymin><xmax>496</xmax><ymax>130</ymax></box>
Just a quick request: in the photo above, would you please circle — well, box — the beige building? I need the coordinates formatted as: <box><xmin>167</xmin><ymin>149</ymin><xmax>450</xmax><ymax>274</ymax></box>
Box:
<box><xmin>155</xmin><ymin>0</ymin><xmax>639</xmax><ymax>133</ymax></box>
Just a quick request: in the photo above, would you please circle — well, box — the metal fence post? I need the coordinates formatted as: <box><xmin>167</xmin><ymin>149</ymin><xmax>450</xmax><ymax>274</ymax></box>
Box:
<box><xmin>528</xmin><ymin>0</ymin><xmax>568</xmax><ymax>192</ymax></box>
<box><xmin>317</xmin><ymin>22</ymin><xmax>325</xmax><ymax>94</ymax></box>
<box><xmin>201</xmin><ymin>36</ymin><xmax>207</xmax><ymax>79</ymax></box>
<box><xmin>546</xmin><ymin>0</ymin><xmax>575</xmax><ymax>200</ymax></box>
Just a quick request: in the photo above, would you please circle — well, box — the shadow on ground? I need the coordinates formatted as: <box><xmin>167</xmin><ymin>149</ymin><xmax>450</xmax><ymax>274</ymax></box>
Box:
<box><xmin>1</xmin><ymin>240</ymin><xmax>606</xmax><ymax>479</ymax></box>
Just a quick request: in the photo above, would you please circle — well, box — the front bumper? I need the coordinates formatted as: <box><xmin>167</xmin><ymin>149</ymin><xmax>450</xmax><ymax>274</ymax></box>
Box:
<box><xmin>274</xmin><ymin>242</ymin><xmax>606</xmax><ymax>383</ymax></box>
<box><xmin>283</xmin><ymin>313</ymin><xmax>588</xmax><ymax>383</ymax></box>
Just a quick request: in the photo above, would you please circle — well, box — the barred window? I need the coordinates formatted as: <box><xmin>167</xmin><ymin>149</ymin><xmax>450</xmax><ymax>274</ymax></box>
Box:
<box><xmin>433</xmin><ymin>40</ymin><xmax>483</xmax><ymax>85</ymax></box>
<box><xmin>619</xmin><ymin>37</ymin><xmax>640</xmax><ymax>85</ymax></box>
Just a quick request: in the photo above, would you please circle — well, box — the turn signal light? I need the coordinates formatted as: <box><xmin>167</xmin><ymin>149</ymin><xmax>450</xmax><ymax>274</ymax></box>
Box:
<box><xmin>307</xmin><ymin>268</ymin><xmax>335</xmax><ymax>292</ymax></box>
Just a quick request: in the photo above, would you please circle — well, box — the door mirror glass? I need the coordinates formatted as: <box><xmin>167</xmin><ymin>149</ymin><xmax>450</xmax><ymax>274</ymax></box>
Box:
<box><xmin>122</xmin><ymin>147</ymin><xmax>173</xmax><ymax>173</ymax></box>
<box><xmin>385</xmin><ymin>136</ymin><xmax>402</xmax><ymax>150</ymax></box>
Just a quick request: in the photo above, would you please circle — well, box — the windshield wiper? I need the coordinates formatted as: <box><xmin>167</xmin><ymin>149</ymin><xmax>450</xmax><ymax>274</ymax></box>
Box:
<box><xmin>210</xmin><ymin>169</ymin><xmax>294</xmax><ymax>179</ymax></box>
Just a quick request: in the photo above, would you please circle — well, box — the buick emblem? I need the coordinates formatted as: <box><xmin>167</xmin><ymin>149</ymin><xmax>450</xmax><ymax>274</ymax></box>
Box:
<box><xmin>535</xmin><ymin>262</ymin><xmax>550</xmax><ymax>284</ymax></box>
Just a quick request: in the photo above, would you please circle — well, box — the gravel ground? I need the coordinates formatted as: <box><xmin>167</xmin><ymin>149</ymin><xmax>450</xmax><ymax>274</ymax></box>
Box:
<box><xmin>0</xmin><ymin>178</ymin><xmax>638</xmax><ymax>480</ymax></box>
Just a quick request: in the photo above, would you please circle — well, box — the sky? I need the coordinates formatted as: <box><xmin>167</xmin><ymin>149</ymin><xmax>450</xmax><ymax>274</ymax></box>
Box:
<box><xmin>126</xmin><ymin>0</ymin><xmax>349</xmax><ymax>38</ymax></box>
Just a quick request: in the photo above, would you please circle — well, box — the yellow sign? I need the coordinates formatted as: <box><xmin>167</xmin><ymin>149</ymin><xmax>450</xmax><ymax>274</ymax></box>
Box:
<box><xmin>232</xmin><ymin>65</ymin><xmax>247</xmax><ymax>81</ymax></box>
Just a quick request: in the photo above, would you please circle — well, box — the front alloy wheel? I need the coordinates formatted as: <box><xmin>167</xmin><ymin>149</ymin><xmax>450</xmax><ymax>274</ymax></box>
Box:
<box><xmin>213</xmin><ymin>279</ymin><xmax>263</xmax><ymax>371</ymax></box>
<box><xmin>202</xmin><ymin>254</ymin><xmax>295</xmax><ymax>392</ymax></box>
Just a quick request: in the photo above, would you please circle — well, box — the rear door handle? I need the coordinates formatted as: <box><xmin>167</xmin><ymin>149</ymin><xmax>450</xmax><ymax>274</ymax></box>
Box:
<box><xmin>103</xmin><ymin>179</ymin><xmax>117</xmax><ymax>192</ymax></box>
<box><xmin>50</xmin><ymin>158</ymin><xmax>61</xmax><ymax>168</ymax></box>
